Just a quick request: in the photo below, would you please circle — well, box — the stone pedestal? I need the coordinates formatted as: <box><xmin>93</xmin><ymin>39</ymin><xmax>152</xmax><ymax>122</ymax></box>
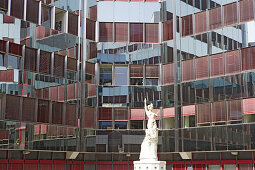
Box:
<box><xmin>134</xmin><ymin>161</ymin><xmax>166</xmax><ymax>170</ymax></box>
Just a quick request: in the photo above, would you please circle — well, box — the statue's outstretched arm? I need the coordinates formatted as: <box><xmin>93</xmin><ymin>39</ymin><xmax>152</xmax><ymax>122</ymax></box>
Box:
<box><xmin>144</xmin><ymin>98</ymin><xmax>148</xmax><ymax>112</ymax></box>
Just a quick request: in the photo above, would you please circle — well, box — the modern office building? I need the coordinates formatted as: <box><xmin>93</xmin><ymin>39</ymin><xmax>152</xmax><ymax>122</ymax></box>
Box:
<box><xmin>0</xmin><ymin>0</ymin><xmax>255</xmax><ymax>169</ymax></box>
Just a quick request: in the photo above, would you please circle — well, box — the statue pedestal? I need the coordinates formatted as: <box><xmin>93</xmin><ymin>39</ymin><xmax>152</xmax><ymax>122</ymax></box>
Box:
<box><xmin>134</xmin><ymin>160</ymin><xmax>166</xmax><ymax>170</ymax></box>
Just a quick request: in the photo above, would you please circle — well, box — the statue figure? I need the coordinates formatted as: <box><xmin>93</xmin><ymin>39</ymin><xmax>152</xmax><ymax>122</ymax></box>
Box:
<box><xmin>139</xmin><ymin>98</ymin><xmax>159</xmax><ymax>162</ymax></box>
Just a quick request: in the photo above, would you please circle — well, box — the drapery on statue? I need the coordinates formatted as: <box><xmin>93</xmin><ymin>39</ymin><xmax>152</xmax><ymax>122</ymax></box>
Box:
<box><xmin>139</xmin><ymin>98</ymin><xmax>159</xmax><ymax>162</ymax></box>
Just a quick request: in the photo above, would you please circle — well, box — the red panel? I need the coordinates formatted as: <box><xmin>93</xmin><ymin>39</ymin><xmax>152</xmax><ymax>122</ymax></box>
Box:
<box><xmin>240</xmin><ymin>0</ymin><xmax>254</xmax><ymax>23</ymax></box>
<box><xmin>88</xmin><ymin>84</ymin><xmax>97</xmax><ymax>97</ymax></box>
<box><xmin>22</xmin><ymin>97</ymin><xmax>35</xmax><ymax>122</ymax></box>
<box><xmin>68</xmin><ymin>12</ymin><xmax>78</xmax><ymax>36</ymax></box>
<box><xmin>195</xmin><ymin>11</ymin><xmax>207</xmax><ymax>34</ymax></box>
<box><xmin>114</xmin><ymin>108</ymin><xmax>128</xmax><ymax>121</ymax></box>
<box><xmin>182</xmin><ymin>59</ymin><xmax>194</xmax><ymax>81</ymax></box>
<box><xmin>223</xmin><ymin>2</ymin><xmax>237</xmax><ymax>26</ymax></box>
<box><xmin>173</xmin><ymin>164</ymin><xmax>185</xmax><ymax>170</ymax></box>
<box><xmin>163</xmin><ymin>63</ymin><xmax>174</xmax><ymax>84</ymax></box>
<box><xmin>211</xmin><ymin>101</ymin><xmax>226</xmax><ymax>122</ymax></box>
<box><xmin>0</xmin><ymin>163</ymin><xmax>7</xmax><ymax>170</ymax></box>
<box><xmin>130</xmin><ymin>109</ymin><xmax>144</xmax><ymax>120</ymax></box>
<box><xmin>197</xmin><ymin>103</ymin><xmax>211</xmax><ymax>124</ymax></box>
<box><xmin>113</xmin><ymin>164</ymin><xmax>128</xmax><ymax>170</ymax></box>
<box><xmin>242</xmin><ymin>47</ymin><xmax>255</xmax><ymax>71</ymax></box>
<box><xmin>82</xmin><ymin>107</ymin><xmax>95</xmax><ymax>128</ymax></box>
<box><xmin>89</xmin><ymin>42</ymin><xmax>97</xmax><ymax>59</ymax></box>
<box><xmin>67</xmin><ymin>84</ymin><xmax>75</xmax><ymax>100</ymax></box>
<box><xmin>24</xmin><ymin>163</ymin><xmax>38</xmax><ymax>170</ymax></box>
<box><xmin>130</xmin><ymin>23</ymin><xmax>143</xmax><ymax>42</ymax></box>
<box><xmin>5</xmin><ymin>95</ymin><xmax>20</xmax><ymax>121</ymax></box>
<box><xmin>146</xmin><ymin>65</ymin><xmax>159</xmax><ymax>78</ymax></box>
<box><xmin>182</xmin><ymin>15</ymin><xmax>193</xmax><ymax>36</ymax></box>
<box><xmin>49</xmin><ymin>87</ymin><xmax>57</xmax><ymax>101</ymax></box>
<box><xmin>58</xmin><ymin>85</ymin><xmax>65</xmax><ymax>101</ymax></box>
<box><xmin>66</xmin><ymin>103</ymin><xmax>76</xmax><ymax>126</ymax></box>
<box><xmin>225</xmin><ymin>50</ymin><xmax>239</xmax><ymax>74</ymax></box>
<box><xmin>239</xmin><ymin>164</ymin><xmax>253</xmax><ymax>170</ymax></box>
<box><xmin>37</xmin><ymin>99</ymin><xmax>50</xmax><ymax>123</ymax></box>
<box><xmin>182</xmin><ymin>105</ymin><xmax>195</xmax><ymax>116</ymax></box>
<box><xmin>196</xmin><ymin>57</ymin><xmax>209</xmax><ymax>79</ymax></box>
<box><xmin>243</xmin><ymin>98</ymin><xmax>255</xmax><ymax>114</ymax></box>
<box><xmin>53</xmin><ymin>164</ymin><xmax>65</xmax><ymax>170</ymax></box>
<box><xmin>39</xmin><ymin>164</ymin><xmax>52</xmax><ymax>170</ymax></box>
<box><xmin>52</xmin><ymin>102</ymin><xmax>63</xmax><ymax>125</ymax></box>
<box><xmin>97</xmin><ymin>165</ymin><xmax>112</xmax><ymax>170</ymax></box>
<box><xmin>3</xmin><ymin>15</ymin><xmax>15</xmax><ymax>24</ymax></box>
<box><xmin>130</xmin><ymin>65</ymin><xmax>143</xmax><ymax>78</ymax></box>
<box><xmin>99</xmin><ymin>22</ymin><xmax>113</xmax><ymax>42</ymax></box>
<box><xmin>145</xmin><ymin>23</ymin><xmax>158</xmax><ymax>43</ymax></box>
<box><xmin>54</xmin><ymin>54</ymin><xmax>65</xmax><ymax>78</ymax></box>
<box><xmin>39</xmin><ymin>50</ymin><xmax>51</xmax><ymax>74</ymax></box>
<box><xmin>163</xmin><ymin>107</ymin><xmax>174</xmax><ymax>117</ymax></box>
<box><xmin>98</xmin><ymin>108</ymin><xmax>112</xmax><ymax>120</ymax></box>
<box><xmin>0</xmin><ymin>40</ymin><xmax>6</xmax><ymax>52</ymax></box>
<box><xmin>163</xmin><ymin>20</ymin><xmax>173</xmax><ymax>41</ymax></box>
<box><xmin>209</xmin><ymin>6</ymin><xmax>222</xmax><ymax>30</ymax></box>
<box><xmin>89</xmin><ymin>5</ymin><xmax>97</xmax><ymax>21</ymax></box>
<box><xmin>87</xmin><ymin>19</ymin><xmax>95</xmax><ymax>41</ymax></box>
<box><xmin>115</xmin><ymin>23</ymin><xmax>128</xmax><ymax>42</ymax></box>
<box><xmin>9</xmin><ymin>42</ymin><xmax>23</xmax><ymax>56</ymax></box>
<box><xmin>72</xmin><ymin>164</ymin><xmax>83</xmax><ymax>170</ymax></box>
<box><xmin>211</xmin><ymin>53</ymin><xmax>224</xmax><ymax>77</ymax></box>
<box><xmin>86</xmin><ymin>62</ymin><xmax>95</xmax><ymax>75</ymax></box>
<box><xmin>193</xmin><ymin>164</ymin><xmax>206</xmax><ymax>170</ymax></box>
<box><xmin>227</xmin><ymin>99</ymin><xmax>242</xmax><ymax>121</ymax></box>
<box><xmin>8</xmin><ymin>164</ymin><xmax>23</xmax><ymax>170</ymax></box>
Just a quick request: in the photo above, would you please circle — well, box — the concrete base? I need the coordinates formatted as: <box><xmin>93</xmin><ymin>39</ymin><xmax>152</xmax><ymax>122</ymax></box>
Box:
<box><xmin>134</xmin><ymin>161</ymin><xmax>166</xmax><ymax>170</ymax></box>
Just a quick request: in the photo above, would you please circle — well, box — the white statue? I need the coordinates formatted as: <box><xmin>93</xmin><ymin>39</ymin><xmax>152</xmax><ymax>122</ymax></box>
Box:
<box><xmin>139</xmin><ymin>98</ymin><xmax>159</xmax><ymax>162</ymax></box>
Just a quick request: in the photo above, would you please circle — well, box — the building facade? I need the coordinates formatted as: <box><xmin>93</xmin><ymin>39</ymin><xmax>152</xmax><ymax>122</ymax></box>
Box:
<box><xmin>0</xmin><ymin>0</ymin><xmax>255</xmax><ymax>169</ymax></box>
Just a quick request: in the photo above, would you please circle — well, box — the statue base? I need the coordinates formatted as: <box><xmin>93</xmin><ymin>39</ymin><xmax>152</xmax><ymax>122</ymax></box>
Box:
<box><xmin>134</xmin><ymin>160</ymin><xmax>166</xmax><ymax>170</ymax></box>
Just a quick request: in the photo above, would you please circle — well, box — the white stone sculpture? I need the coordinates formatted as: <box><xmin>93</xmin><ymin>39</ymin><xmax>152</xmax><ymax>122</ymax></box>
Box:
<box><xmin>139</xmin><ymin>98</ymin><xmax>159</xmax><ymax>162</ymax></box>
<box><xmin>134</xmin><ymin>98</ymin><xmax>166</xmax><ymax>170</ymax></box>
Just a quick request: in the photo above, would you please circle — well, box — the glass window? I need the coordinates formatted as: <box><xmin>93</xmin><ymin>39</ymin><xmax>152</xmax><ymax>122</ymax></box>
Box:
<box><xmin>115</xmin><ymin>122</ymin><xmax>127</xmax><ymax>129</ymax></box>
<box><xmin>145</xmin><ymin>79</ymin><xmax>158</xmax><ymax>85</ymax></box>
<box><xmin>8</xmin><ymin>55</ymin><xmax>20</xmax><ymax>69</ymax></box>
<box><xmin>130</xmin><ymin>120</ymin><xmax>143</xmax><ymax>129</ymax></box>
<box><xmin>115</xmin><ymin>66</ymin><xmax>128</xmax><ymax>85</ymax></box>
<box><xmin>99</xmin><ymin>121</ymin><xmax>112</xmax><ymax>129</ymax></box>
<box><xmin>100</xmin><ymin>65</ymin><xmax>112</xmax><ymax>85</ymax></box>
<box><xmin>0</xmin><ymin>53</ymin><xmax>4</xmax><ymax>66</ymax></box>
